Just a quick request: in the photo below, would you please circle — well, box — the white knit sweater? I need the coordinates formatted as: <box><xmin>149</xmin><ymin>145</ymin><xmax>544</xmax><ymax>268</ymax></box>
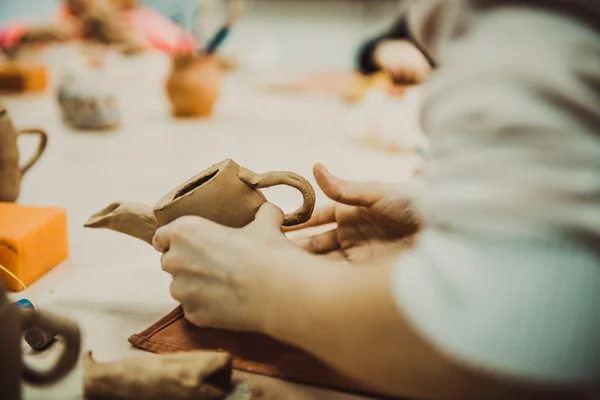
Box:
<box><xmin>393</xmin><ymin>1</ymin><xmax>600</xmax><ymax>385</ymax></box>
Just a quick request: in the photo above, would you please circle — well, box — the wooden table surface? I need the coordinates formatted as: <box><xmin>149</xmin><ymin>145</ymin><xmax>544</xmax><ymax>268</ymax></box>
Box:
<box><xmin>4</xmin><ymin>48</ymin><xmax>422</xmax><ymax>400</ymax></box>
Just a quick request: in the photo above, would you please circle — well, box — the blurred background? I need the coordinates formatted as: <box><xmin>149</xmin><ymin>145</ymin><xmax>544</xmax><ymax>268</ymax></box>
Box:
<box><xmin>0</xmin><ymin>0</ymin><xmax>404</xmax><ymax>70</ymax></box>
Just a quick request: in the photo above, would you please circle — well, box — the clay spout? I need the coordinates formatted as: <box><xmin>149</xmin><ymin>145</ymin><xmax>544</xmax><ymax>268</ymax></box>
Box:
<box><xmin>84</xmin><ymin>202</ymin><xmax>158</xmax><ymax>245</ymax></box>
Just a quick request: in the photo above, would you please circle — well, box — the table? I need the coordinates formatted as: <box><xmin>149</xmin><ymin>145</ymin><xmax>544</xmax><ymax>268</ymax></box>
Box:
<box><xmin>4</xmin><ymin>49</ymin><xmax>422</xmax><ymax>400</ymax></box>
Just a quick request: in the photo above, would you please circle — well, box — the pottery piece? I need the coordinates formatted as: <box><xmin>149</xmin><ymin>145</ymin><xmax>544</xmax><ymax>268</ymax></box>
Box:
<box><xmin>83</xmin><ymin>350</ymin><xmax>233</xmax><ymax>400</ymax></box>
<box><xmin>57</xmin><ymin>69</ymin><xmax>120</xmax><ymax>131</ymax></box>
<box><xmin>0</xmin><ymin>62</ymin><xmax>48</xmax><ymax>93</ymax></box>
<box><xmin>0</xmin><ymin>282</ymin><xmax>81</xmax><ymax>400</ymax></box>
<box><xmin>0</xmin><ymin>100</ymin><xmax>48</xmax><ymax>202</ymax></box>
<box><xmin>84</xmin><ymin>159</ymin><xmax>316</xmax><ymax>245</ymax></box>
<box><xmin>166</xmin><ymin>53</ymin><xmax>221</xmax><ymax>118</ymax></box>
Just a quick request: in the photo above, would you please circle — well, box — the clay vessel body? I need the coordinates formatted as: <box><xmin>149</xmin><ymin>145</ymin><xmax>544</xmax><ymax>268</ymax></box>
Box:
<box><xmin>85</xmin><ymin>159</ymin><xmax>316</xmax><ymax>245</ymax></box>
<box><xmin>0</xmin><ymin>282</ymin><xmax>81</xmax><ymax>400</ymax></box>
<box><xmin>166</xmin><ymin>54</ymin><xmax>221</xmax><ymax>118</ymax></box>
<box><xmin>57</xmin><ymin>69</ymin><xmax>121</xmax><ymax>131</ymax></box>
<box><xmin>0</xmin><ymin>100</ymin><xmax>48</xmax><ymax>202</ymax></box>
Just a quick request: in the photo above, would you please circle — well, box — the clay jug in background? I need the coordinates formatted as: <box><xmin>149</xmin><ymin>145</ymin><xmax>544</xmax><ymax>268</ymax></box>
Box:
<box><xmin>0</xmin><ymin>282</ymin><xmax>81</xmax><ymax>400</ymax></box>
<box><xmin>0</xmin><ymin>100</ymin><xmax>48</xmax><ymax>202</ymax></box>
<box><xmin>165</xmin><ymin>53</ymin><xmax>221</xmax><ymax>118</ymax></box>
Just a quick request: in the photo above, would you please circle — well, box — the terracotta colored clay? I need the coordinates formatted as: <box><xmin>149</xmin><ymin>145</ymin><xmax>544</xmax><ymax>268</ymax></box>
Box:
<box><xmin>84</xmin><ymin>159</ymin><xmax>315</xmax><ymax>245</ymax></box>
<box><xmin>0</xmin><ymin>62</ymin><xmax>48</xmax><ymax>92</ymax></box>
<box><xmin>0</xmin><ymin>282</ymin><xmax>81</xmax><ymax>400</ymax></box>
<box><xmin>166</xmin><ymin>53</ymin><xmax>221</xmax><ymax>118</ymax></box>
<box><xmin>83</xmin><ymin>350</ymin><xmax>233</xmax><ymax>400</ymax></box>
<box><xmin>0</xmin><ymin>100</ymin><xmax>48</xmax><ymax>202</ymax></box>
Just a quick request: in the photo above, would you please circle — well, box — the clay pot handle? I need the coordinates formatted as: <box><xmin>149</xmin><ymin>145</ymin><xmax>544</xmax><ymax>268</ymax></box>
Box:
<box><xmin>239</xmin><ymin>168</ymin><xmax>316</xmax><ymax>226</ymax></box>
<box><xmin>20</xmin><ymin>309</ymin><xmax>81</xmax><ymax>384</ymax></box>
<box><xmin>17</xmin><ymin>128</ymin><xmax>48</xmax><ymax>176</ymax></box>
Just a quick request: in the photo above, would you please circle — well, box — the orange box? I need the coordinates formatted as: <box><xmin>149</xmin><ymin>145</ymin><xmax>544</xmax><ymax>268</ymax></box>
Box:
<box><xmin>0</xmin><ymin>203</ymin><xmax>68</xmax><ymax>292</ymax></box>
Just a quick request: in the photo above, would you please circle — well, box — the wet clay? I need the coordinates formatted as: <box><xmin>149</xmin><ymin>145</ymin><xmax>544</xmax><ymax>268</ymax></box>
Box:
<box><xmin>84</xmin><ymin>159</ymin><xmax>316</xmax><ymax>245</ymax></box>
<box><xmin>0</xmin><ymin>282</ymin><xmax>81</xmax><ymax>400</ymax></box>
<box><xmin>0</xmin><ymin>100</ymin><xmax>48</xmax><ymax>202</ymax></box>
<box><xmin>166</xmin><ymin>53</ymin><xmax>221</xmax><ymax>118</ymax></box>
<box><xmin>83</xmin><ymin>350</ymin><xmax>232</xmax><ymax>400</ymax></box>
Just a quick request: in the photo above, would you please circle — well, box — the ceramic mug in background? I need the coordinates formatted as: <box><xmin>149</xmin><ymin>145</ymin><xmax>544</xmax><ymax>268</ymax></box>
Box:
<box><xmin>0</xmin><ymin>282</ymin><xmax>81</xmax><ymax>400</ymax></box>
<box><xmin>0</xmin><ymin>101</ymin><xmax>48</xmax><ymax>202</ymax></box>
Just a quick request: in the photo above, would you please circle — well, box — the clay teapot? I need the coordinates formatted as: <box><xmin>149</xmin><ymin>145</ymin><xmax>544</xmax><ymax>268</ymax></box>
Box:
<box><xmin>0</xmin><ymin>282</ymin><xmax>81</xmax><ymax>400</ymax></box>
<box><xmin>0</xmin><ymin>100</ymin><xmax>48</xmax><ymax>202</ymax></box>
<box><xmin>84</xmin><ymin>159</ymin><xmax>316</xmax><ymax>245</ymax></box>
<box><xmin>165</xmin><ymin>53</ymin><xmax>221</xmax><ymax>118</ymax></box>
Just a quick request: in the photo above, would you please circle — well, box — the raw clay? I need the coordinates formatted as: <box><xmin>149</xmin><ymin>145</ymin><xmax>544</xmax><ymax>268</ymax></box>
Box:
<box><xmin>83</xmin><ymin>351</ymin><xmax>233</xmax><ymax>400</ymax></box>
<box><xmin>0</xmin><ymin>282</ymin><xmax>80</xmax><ymax>400</ymax></box>
<box><xmin>0</xmin><ymin>100</ymin><xmax>48</xmax><ymax>202</ymax></box>
<box><xmin>84</xmin><ymin>159</ymin><xmax>316</xmax><ymax>245</ymax></box>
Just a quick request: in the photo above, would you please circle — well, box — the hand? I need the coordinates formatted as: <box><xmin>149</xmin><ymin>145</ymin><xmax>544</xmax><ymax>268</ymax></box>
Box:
<box><xmin>374</xmin><ymin>39</ymin><xmax>431</xmax><ymax>85</ymax></box>
<box><xmin>285</xmin><ymin>164</ymin><xmax>422</xmax><ymax>264</ymax></box>
<box><xmin>153</xmin><ymin>203</ymin><xmax>312</xmax><ymax>332</ymax></box>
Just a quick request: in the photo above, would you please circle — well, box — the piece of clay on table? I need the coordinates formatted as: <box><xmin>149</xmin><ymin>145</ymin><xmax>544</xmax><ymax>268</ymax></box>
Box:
<box><xmin>83</xmin><ymin>350</ymin><xmax>233</xmax><ymax>400</ymax></box>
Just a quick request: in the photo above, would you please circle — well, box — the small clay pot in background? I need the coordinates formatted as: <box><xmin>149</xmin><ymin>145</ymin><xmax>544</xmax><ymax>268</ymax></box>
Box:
<box><xmin>165</xmin><ymin>53</ymin><xmax>221</xmax><ymax>118</ymax></box>
<box><xmin>0</xmin><ymin>100</ymin><xmax>48</xmax><ymax>202</ymax></box>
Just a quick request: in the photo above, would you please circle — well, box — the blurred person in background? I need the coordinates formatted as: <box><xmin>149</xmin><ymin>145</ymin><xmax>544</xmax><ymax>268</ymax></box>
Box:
<box><xmin>356</xmin><ymin>12</ymin><xmax>434</xmax><ymax>86</ymax></box>
<box><xmin>0</xmin><ymin>0</ymin><xmax>193</xmax><ymax>56</ymax></box>
<box><xmin>152</xmin><ymin>1</ymin><xmax>600</xmax><ymax>399</ymax></box>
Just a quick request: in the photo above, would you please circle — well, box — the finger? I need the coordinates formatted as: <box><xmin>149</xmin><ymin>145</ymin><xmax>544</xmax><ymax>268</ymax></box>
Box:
<box><xmin>313</xmin><ymin>163</ymin><xmax>389</xmax><ymax>207</ymax></box>
<box><xmin>294</xmin><ymin>229</ymin><xmax>340</xmax><ymax>254</ymax></box>
<box><xmin>160</xmin><ymin>251</ymin><xmax>183</xmax><ymax>275</ymax></box>
<box><xmin>283</xmin><ymin>204</ymin><xmax>336</xmax><ymax>232</ymax></box>
<box><xmin>153</xmin><ymin>226</ymin><xmax>171</xmax><ymax>252</ymax></box>
<box><xmin>251</xmin><ymin>202</ymin><xmax>285</xmax><ymax>230</ymax></box>
<box><xmin>169</xmin><ymin>275</ymin><xmax>196</xmax><ymax>304</ymax></box>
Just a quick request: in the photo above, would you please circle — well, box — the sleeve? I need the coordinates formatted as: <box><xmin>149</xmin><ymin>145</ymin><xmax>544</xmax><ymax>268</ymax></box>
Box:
<box><xmin>392</xmin><ymin>4</ymin><xmax>600</xmax><ymax>385</ymax></box>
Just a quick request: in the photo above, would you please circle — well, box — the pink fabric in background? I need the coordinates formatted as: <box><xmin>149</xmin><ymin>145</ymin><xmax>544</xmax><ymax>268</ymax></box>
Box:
<box><xmin>0</xmin><ymin>21</ymin><xmax>28</xmax><ymax>50</ymax></box>
<box><xmin>0</xmin><ymin>4</ymin><xmax>194</xmax><ymax>54</ymax></box>
<box><xmin>124</xmin><ymin>7</ymin><xmax>195</xmax><ymax>53</ymax></box>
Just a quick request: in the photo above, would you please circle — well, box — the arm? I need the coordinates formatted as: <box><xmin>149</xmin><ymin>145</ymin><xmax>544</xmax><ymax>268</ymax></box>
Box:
<box><xmin>275</xmin><ymin>2</ymin><xmax>600</xmax><ymax>399</ymax></box>
<box><xmin>263</xmin><ymin>258</ymin><xmax>592</xmax><ymax>400</ymax></box>
<box><xmin>156</xmin><ymin>2</ymin><xmax>600</xmax><ymax>399</ymax></box>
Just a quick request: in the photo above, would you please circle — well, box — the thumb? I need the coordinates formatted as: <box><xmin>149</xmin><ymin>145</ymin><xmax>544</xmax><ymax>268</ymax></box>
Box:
<box><xmin>314</xmin><ymin>163</ymin><xmax>388</xmax><ymax>207</ymax></box>
<box><xmin>251</xmin><ymin>202</ymin><xmax>285</xmax><ymax>230</ymax></box>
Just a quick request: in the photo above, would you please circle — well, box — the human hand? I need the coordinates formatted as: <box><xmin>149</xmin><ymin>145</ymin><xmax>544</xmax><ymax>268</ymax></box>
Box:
<box><xmin>374</xmin><ymin>40</ymin><xmax>431</xmax><ymax>85</ymax></box>
<box><xmin>153</xmin><ymin>203</ymin><xmax>315</xmax><ymax>332</ymax></box>
<box><xmin>285</xmin><ymin>164</ymin><xmax>422</xmax><ymax>264</ymax></box>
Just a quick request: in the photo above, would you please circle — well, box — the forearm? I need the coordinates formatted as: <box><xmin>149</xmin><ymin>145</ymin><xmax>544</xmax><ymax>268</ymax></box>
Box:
<box><xmin>261</xmin><ymin>254</ymin><xmax>591</xmax><ymax>400</ymax></box>
<box><xmin>262</xmin><ymin>258</ymin><xmax>498</xmax><ymax>399</ymax></box>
